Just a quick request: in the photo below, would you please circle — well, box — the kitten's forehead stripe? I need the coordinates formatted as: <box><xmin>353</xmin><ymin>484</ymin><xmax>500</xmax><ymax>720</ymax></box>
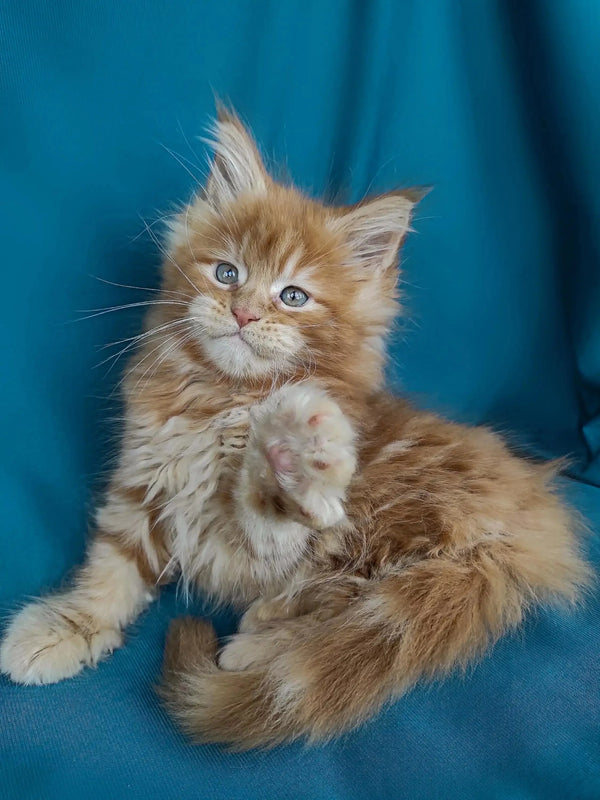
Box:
<box><xmin>292</xmin><ymin>265</ymin><xmax>318</xmax><ymax>285</ymax></box>
<box><xmin>282</xmin><ymin>249</ymin><xmax>302</xmax><ymax>279</ymax></box>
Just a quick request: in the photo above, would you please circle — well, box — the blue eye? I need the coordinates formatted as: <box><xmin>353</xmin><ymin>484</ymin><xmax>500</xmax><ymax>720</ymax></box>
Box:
<box><xmin>280</xmin><ymin>286</ymin><xmax>309</xmax><ymax>307</ymax></box>
<box><xmin>215</xmin><ymin>262</ymin><xmax>239</xmax><ymax>284</ymax></box>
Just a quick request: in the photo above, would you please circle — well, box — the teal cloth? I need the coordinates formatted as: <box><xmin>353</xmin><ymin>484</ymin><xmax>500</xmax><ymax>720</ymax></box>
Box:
<box><xmin>1</xmin><ymin>2</ymin><xmax>599</xmax><ymax>798</ymax></box>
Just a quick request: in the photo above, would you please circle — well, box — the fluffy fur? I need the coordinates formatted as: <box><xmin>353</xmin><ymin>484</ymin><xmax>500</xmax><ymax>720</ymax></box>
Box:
<box><xmin>0</xmin><ymin>108</ymin><xmax>591</xmax><ymax>748</ymax></box>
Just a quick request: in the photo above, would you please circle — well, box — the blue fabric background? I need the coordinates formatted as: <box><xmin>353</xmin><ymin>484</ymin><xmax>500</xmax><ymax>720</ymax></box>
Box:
<box><xmin>1</xmin><ymin>1</ymin><xmax>598</xmax><ymax>798</ymax></box>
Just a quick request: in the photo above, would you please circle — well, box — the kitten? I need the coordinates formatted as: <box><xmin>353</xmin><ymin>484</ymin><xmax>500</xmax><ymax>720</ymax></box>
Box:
<box><xmin>0</xmin><ymin>108</ymin><xmax>591</xmax><ymax>749</ymax></box>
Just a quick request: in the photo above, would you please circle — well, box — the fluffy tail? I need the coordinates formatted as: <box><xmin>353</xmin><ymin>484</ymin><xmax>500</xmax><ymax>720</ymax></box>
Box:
<box><xmin>159</xmin><ymin>532</ymin><xmax>590</xmax><ymax>749</ymax></box>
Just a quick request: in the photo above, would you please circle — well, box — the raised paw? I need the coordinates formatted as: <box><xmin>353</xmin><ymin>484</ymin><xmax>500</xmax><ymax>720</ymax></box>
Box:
<box><xmin>249</xmin><ymin>383</ymin><xmax>356</xmax><ymax>528</ymax></box>
<box><xmin>0</xmin><ymin>601</ymin><xmax>122</xmax><ymax>685</ymax></box>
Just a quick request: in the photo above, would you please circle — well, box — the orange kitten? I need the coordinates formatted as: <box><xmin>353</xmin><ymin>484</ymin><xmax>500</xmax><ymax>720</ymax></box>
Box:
<box><xmin>0</xmin><ymin>108</ymin><xmax>591</xmax><ymax>748</ymax></box>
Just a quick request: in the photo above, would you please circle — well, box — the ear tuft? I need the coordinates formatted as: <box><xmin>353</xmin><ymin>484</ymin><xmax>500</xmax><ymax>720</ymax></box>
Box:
<box><xmin>330</xmin><ymin>190</ymin><xmax>421</xmax><ymax>271</ymax></box>
<box><xmin>202</xmin><ymin>106</ymin><xmax>269</xmax><ymax>209</ymax></box>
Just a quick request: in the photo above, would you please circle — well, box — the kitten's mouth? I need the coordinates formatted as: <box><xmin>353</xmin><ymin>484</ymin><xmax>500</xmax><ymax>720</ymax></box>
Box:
<box><xmin>228</xmin><ymin>330</ymin><xmax>248</xmax><ymax>342</ymax></box>
<box><xmin>208</xmin><ymin>328</ymin><xmax>278</xmax><ymax>367</ymax></box>
<box><xmin>220</xmin><ymin>330</ymin><xmax>255</xmax><ymax>352</ymax></box>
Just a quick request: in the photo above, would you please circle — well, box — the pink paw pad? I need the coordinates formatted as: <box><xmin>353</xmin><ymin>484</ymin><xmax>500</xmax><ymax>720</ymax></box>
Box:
<box><xmin>266</xmin><ymin>444</ymin><xmax>294</xmax><ymax>474</ymax></box>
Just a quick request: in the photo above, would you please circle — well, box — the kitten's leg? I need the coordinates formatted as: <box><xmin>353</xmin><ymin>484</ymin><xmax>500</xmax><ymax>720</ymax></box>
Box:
<box><xmin>160</xmin><ymin>537</ymin><xmax>589</xmax><ymax>748</ymax></box>
<box><xmin>238</xmin><ymin>575</ymin><xmax>364</xmax><ymax>634</ymax></box>
<box><xmin>0</xmin><ymin>488</ymin><xmax>164</xmax><ymax>685</ymax></box>
<box><xmin>218</xmin><ymin>594</ymin><xmax>304</xmax><ymax>670</ymax></box>
<box><xmin>237</xmin><ymin>595</ymin><xmax>298</xmax><ymax>634</ymax></box>
<box><xmin>245</xmin><ymin>383</ymin><xmax>357</xmax><ymax>529</ymax></box>
<box><xmin>223</xmin><ymin>578</ymin><xmax>363</xmax><ymax>670</ymax></box>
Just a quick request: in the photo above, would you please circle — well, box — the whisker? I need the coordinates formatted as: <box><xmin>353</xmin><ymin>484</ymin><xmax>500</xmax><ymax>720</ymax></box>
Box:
<box><xmin>130</xmin><ymin>213</ymin><xmax>176</xmax><ymax>243</ymax></box>
<box><xmin>72</xmin><ymin>300</ymin><xmax>190</xmax><ymax>323</ymax></box>
<box><xmin>96</xmin><ymin>318</ymin><xmax>194</xmax><ymax>372</ymax></box>
<box><xmin>135</xmin><ymin>326</ymin><xmax>198</xmax><ymax>394</ymax></box>
<box><xmin>108</xmin><ymin>323</ymin><xmax>194</xmax><ymax>398</ymax></box>
<box><xmin>98</xmin><ymin>317</ymin><xmax>191</xmax><ymax>352</ymax></box>
<box><xmin>358</xmin><ymin>155</ymin><xmax>399</xmax><ymax>202</ymax></box>
<box><xmin>177</xmin><ymin>119</ymin><xmax>207</xmax><ymax>177</ymax></box>
<box><xmin>184</xmin><ymin>200</ymin><xmax>196</xmax><ymax>262</ymax></box>
<box><xmin>90</xmin><ymin>274</ymin><xmax>193</xmax><ymax>301</ymax></box>
<box><xmin>157</xmin><ymin>142</ymin><xmax>203</xmax><ymax>184</ymax></box>
<box><xmin>140</xmin><ymin>218</ymin><xmax>203</xmax><ymax>297</ymax></box>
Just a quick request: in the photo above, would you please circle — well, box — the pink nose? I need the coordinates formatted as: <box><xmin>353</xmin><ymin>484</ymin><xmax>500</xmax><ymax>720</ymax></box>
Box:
<box><xmin>232</xmin><ymin>307</ymin><xmax>261</xmax><ymax>328</ymax></box>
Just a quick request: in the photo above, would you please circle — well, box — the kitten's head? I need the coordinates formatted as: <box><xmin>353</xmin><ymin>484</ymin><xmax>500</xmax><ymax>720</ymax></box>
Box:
<box><xmin>161</xmin><ymin>107</ymin><xmax>417</xmax><ymax>391</ymax></box>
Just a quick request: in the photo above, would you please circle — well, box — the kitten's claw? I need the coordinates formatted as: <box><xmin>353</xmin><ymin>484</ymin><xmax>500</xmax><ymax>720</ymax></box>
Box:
<box><xmin>250</xmin><ymin>383</ymin><xmax>356</xmax><ymax>528</ymax></box>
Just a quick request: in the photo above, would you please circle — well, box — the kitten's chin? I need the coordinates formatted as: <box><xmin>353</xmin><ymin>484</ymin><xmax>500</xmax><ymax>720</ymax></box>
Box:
<box><xmin>201</xmin><ymin>334</ymin><xmax>283</xmax><ymax>380</ymax></box>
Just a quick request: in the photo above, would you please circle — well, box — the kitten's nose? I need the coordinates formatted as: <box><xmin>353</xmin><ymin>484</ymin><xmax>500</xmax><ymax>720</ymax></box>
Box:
<box><xmin>232</xmin><ymin>307</ymin><xmax>261</xmax><ymax>328</ymax></box>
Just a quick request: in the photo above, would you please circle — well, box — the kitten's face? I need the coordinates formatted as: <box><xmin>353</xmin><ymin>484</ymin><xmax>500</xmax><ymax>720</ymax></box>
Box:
<box><xmin>166</xmin><ymin>190</ymin><xmax>372</xmax><ymax>382</ymax></box>
<box><xmin>160</xmin><ymin>110</ymin><xmax>415</xmax><ymax>387</ymax></box>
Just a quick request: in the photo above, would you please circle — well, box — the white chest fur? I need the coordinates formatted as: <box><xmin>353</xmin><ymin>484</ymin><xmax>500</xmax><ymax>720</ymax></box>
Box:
<box><xmin>118</xmin><ymin>404</ymin><xmax>310</xmax><ymax>603</ymax></box>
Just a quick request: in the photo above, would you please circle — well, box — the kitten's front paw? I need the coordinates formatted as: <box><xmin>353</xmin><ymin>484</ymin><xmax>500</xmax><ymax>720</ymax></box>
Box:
<box><xmin>0</xmin><ymin>601</ymin><xmax>122</xmax><ymax>685</ymax></box>
<box><xmin>251</xmin><ymin>384</ymin><xmax>356</xmax><ymax>527</ymax></box>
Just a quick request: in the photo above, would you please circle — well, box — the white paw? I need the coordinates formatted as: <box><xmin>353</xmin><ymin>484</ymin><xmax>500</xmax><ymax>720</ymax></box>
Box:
<box><xmin>250</xmin><ymin>383</ymin><xmax>356</xmax><ymax>527</ymax></box>
<box><xmin>218</xmin><ymin>634</ymin><xmax>264</xmax><ymax>671</ymax></box>
<box><xmin>0</xmin><ymin>601</ymin><xmax>122</xmax><ymax>685</ymax></box>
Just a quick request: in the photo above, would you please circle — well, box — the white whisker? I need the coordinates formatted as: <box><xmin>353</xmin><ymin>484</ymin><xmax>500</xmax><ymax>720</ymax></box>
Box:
<box><xmin>96</xmin><ymin>318</ymin><xmax>194</xmax><ymax>372</ymax></box>
<box><xmin>90</xmin><ymin>274</ymin><xmax>193</xmax><ymax>302</ymax></box>
<box><xmin>135</xmin><ymin>326</ymin><xmax>198</xmax><ymax>394</ymax></box>
<box><xmin>157</xmin><ymin>141</ymin><xmax>204</xmax><ymax>184</ymax></box>
<box><xmin>130</xmin><ymin>212</ymin><xmax>176</xmax><ymax>243</ymax></box>
<box><xmin>177</xmin><ymin>119</ymin><xmax>207</xmax><ymax>178</ymax></box>
<box><xmin>73</xmin><ymin>300</ymin><xmax>190</xmax><ymax>323</ymax></box>
<box><xmin>109</xmin><ymin>321</ymin><xmax>195</xmax><ymax>397</ymax></box>
<box><xmin>140</xmin><ymin>218</ymin><xmax>203</xmax><ymax>297</ymax></box>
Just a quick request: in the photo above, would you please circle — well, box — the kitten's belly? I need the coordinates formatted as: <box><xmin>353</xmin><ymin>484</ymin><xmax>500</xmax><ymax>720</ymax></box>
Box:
<box><xmin>124</xmin><ymin>405</ymin><xmax>302</xmax><ymax>602</ymax></box>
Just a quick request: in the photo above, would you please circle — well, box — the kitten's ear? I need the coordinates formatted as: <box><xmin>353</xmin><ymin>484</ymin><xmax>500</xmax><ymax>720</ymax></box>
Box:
<box><xmin>330</xmin><ymin>189</ymin><xmax>426</xmax><ymax>271</ymax></box>
<box><xmin>203</xmin><ymin>105</ymin><xmax>269</xmax><ymax>209</ymax></box>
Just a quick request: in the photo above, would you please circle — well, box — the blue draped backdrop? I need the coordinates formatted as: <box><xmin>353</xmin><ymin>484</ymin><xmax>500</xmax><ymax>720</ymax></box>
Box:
<box><xmin>1</xmin><ymin>2</ymin><xmax>598</xmax><ymax>798</ymax></box>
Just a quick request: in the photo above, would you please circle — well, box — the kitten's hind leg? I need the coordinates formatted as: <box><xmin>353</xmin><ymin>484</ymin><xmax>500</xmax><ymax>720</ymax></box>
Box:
<box><xmin>159</xmin><ymin>539</ymin><xmax>590</xmax><ymax>749</ymax></box>
<box><xmin>0</xmin><ymin>490</ymin><xmax>164</xmax><ymax>684</ymax></box>
<box><xmin>239</xmin><ymin>576</ymin><xmax>365</xmax><ymax>634</ymax></box>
